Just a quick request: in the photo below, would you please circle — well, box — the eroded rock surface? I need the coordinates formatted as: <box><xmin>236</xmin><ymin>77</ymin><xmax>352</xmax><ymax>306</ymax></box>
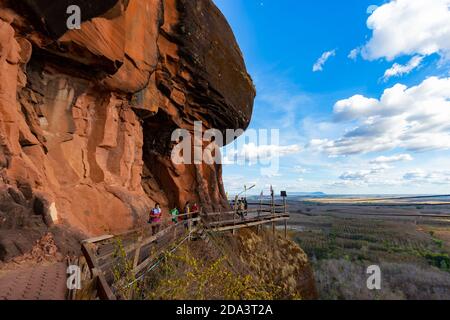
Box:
<box><xmin>0</xmin><ymin>0</ymin><xmax>255</xmax><ymax>258</ymax></box>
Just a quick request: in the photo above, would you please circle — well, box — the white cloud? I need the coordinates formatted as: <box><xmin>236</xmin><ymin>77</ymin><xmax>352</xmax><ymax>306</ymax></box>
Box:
<box><xmin>328</xmin><ymin>177</ymin><xmax>404</xmax><ymax>189</ymax></box>
<box><xmin>293</xmin><ymin>166</ymin><xmax>308</xmax><ymax>174</ymax></box>
<box><xmin>348</xmin><ymin>48</ymin><xmax>360</xmax><ymax>60</ymax></box>
<box><xmin>224</xmin><ymin>143</ymin><xmax>302</xmax><ymax>165</ymax></box>
<box><xmin>329</xmin><ymin>163</ymin><xmax>409</xmax><ymax>189</ymax></box>
<box><xmin>339</xmin><ymin>164</ymin><xmax>391</xmax><ymax>182</ymax></box>
<box><xmin>241</xmin><ymin>143</ymin><xmax>301</xmax><ymax>161</ymax></box>
<box><xmin>370</xmin><ymin>154</ymin><xmax>413</xmax><ymax>164</ymax></box>
<box><xmin>262</xmin><ymin>172</ymin><xmax>282</xmax><ymax>178</ymax></box>
<box><xmin>340</xmin><ymin>170</ymin><xmax>373</xmax><ymax>181</ymax></box>
<box><xmin>325</xmin><ymin>180</ymin><xmax>364</xmax><ymax>189</ymax></box>
<box><xmin>310</xmin><ymin>77</ymin><xmax>450</xmax><ymax>156</ymax></box>
<box><xmin>361</xmin><ymin>0</ymin><xmax>450</xmax><ymax>61</ymax></box>
<box><xmin>382</xmin><ymin>55</ymin><xmax>424</xmax><ymax>81</ymax></box>
<box><xmin>222</xmin><ymin>175</ymin><xmax>255</xmax><ymax>193</ymax></box>
<box><xmin>403</xmin><ymin>169</ymin><xmax>427</xmax><ymax>181</ymax></box>
<box><xmin>313</xmin><ymin>50</ymin><xmax>336</xmax><ymax>72</ymax></box>
<box><xmin>403</xmin><ymin>169</ymin><xmax>450</xmax><ymax>185</ymax></box>
<box><xmin>333</xmin><ymin>95</ymin><xmax>379</xmax><ymax>121</ymax></box>
<box><xmin>366</xmin><ymin>5</ymin><xmax>379</xmax><ymax>14</ymax></box>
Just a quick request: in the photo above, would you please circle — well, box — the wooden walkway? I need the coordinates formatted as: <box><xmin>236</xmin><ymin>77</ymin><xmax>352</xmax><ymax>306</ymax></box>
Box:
<box><xmin>72</xmin><ymin>202</ymin><xmax>290</xmax><ymax>300</ymax></box>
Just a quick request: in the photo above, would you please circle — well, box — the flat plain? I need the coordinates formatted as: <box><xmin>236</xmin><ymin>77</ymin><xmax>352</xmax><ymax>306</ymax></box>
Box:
<box><xmin>285</xmin><ymin>197</ymin><xmax>450</xmax><ymax>300</ymax></box>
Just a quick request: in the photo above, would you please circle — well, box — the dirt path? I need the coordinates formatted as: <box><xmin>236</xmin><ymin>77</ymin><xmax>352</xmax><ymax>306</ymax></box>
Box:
<box><xmin>0</xmin><ymin>262</ymin><xmax>67</xmax><ymax>300</ymax></box>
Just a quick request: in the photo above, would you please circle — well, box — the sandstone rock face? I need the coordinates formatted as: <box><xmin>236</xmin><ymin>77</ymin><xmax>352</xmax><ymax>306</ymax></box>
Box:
<box><xmin>0</xmin><ymin>0</ymin><xmax>255</xmax><ymax>251</ymax></box>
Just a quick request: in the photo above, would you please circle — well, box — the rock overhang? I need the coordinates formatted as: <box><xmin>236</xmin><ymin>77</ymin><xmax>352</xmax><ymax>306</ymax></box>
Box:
<box><xmin>0</xmin><ymin>0</ymin><xmax>255</xmax><ymax>239</ymax></box>
<box><xmin>12</xmin><ymin>0</ymin><xmax>255</xmax><ymax>135</ymax></box>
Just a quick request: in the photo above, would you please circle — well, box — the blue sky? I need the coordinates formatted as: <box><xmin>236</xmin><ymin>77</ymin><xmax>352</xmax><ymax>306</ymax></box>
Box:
<box><xmin>213</xmin><ymin>0</ymin><xmax>450</xmax><ymax>195</ymax></box>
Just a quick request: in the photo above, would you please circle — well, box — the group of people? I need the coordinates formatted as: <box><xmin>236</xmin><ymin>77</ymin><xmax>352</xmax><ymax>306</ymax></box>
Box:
<box><xmin>235</xmin><ymin>197</ymin><xmax>248</xmax><ymax>219</ymax></box>
<box><xmin>148</xmin><ymin>201</ymin><xmax>201</xmax><ymax>235</ymax></box>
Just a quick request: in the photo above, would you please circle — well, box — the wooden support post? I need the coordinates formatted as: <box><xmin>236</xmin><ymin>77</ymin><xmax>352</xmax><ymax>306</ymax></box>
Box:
<box><xmin>92</xmin><ymin>268</ymin><xmax>116</xmax><ymax>300</ymax></box>
<box><xmin>188</xmin><ymin>219</ymin><xmax>192</xmax><ymax>241</ymax></box>
<box><xmin>283</xmin><ymin>195</ymin><xmax>287</xmax><ymax>238</ymax></box>
<box><xmin>81</xmin><ymin>243</ymin><xmax>116</xmax><ymax>300</ymax></box>
<box><xmin>259</xmin><ymin>196</ymin><xmax>262</xmax><ymax>218</ymax></box>
<box><xmin>284</xmin><ymin>219</ymin><xmax>288</xmax><ymax>239</ymax></box>
<box><xmin>233</xmin><ymin>195</ymin><xmax>238</xmax><ymax>236</ymax></box>
<box><xmin>257</xmin><ymin>195</ymin><xmax>262</xmax><ymax>234</ymax></box>
<box><xmin>133</xmin><ymin>236</ymin><xmax>143</xmax><ymax>269</ymax></box>
<box><xmin>232</xmin><ymin>211</ymin><xmax>236</xmax><ymax>235</ymax></box>
<box><xmin>271</xmin><ymin>192</ymin><xmax>275</xmax><ymax>236</ymax></box>
<box><xmin>81</xmin><ymin>243</ymin><xmax>99</xmax><ymax>270</ymax></box>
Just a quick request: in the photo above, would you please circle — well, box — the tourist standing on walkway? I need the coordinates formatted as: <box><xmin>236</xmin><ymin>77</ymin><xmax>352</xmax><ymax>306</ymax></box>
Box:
<box><xmin>170</xmin><ymin>207</ymin><xmax>179</xmax><ymax>224</ymax></box>
<box><xmin>235</xmin><ymin>198</ymin><xmax>245</xmax><ymax>220</ymax></box>
<box><xmin>192</xmin><ymin>202</ymin><xmax>200</xmax><ymax>226</ymax></box>
<box><xmin>192</xmin><ymin>202</ymin><xmax>199</xmax><ymax>215</ymax></box>
<box><xmin>150</xmin><ymin>203</ymin><xmax>162</xmax><ymax>235</ymax></box>
<box><xmin>183</xmin><ymin>202</ymin><xmax>191</xmax><ymax>219</ymax></box>
<box><xmin>183</xmin><ymin>201</ymin><xmax>191</xmax><ymax>229</ymax></box>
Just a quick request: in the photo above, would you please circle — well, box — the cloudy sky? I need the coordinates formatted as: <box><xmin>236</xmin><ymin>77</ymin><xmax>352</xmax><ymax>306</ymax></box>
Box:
<box><xmin>213</xmin><ymin>0</ymin><xmax>450</xmax><ymax>195</ymax></box>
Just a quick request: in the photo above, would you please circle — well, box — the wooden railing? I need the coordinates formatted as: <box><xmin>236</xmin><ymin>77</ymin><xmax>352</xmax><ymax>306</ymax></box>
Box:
<box><xmin>73</xmin><ymin>201</ymin><xmax>289</xmax><ymax>300</ymax></box>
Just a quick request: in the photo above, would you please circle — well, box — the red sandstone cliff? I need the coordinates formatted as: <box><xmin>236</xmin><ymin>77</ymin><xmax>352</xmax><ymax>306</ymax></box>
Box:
<box><xmin>0</xmin><ymin>0</ymin><xmax>255</xmax><ymax>258</ymax></box>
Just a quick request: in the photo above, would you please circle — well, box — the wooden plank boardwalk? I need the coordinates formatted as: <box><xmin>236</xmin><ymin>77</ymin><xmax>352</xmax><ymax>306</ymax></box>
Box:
<box><xmin>72</xmin><ymin>202</ymin><xmax>290</xmax><ymax>300</ymax></box>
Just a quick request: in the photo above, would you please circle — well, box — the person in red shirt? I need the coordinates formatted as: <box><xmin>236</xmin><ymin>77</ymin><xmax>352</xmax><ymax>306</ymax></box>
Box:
<box><xmin>192</xmin><ymin>202</ymin><xmax>199</xmax><ymax>215</ymax></box>
<box><xmin>191</xmin><ymin>202</ymin><xmax>200</xmax><ymax>226</ymax></box>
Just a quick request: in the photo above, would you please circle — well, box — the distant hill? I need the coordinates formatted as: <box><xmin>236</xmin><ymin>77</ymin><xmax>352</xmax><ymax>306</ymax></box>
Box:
<box><xmin>288</xmin><ymin>192</ymin><xmax>326</xmax><ymax>196</ymax></box>
<box><xmin>246</xmin><ymin>192</ymin><xmax>326</xmax><ymax>200</ymax></box>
